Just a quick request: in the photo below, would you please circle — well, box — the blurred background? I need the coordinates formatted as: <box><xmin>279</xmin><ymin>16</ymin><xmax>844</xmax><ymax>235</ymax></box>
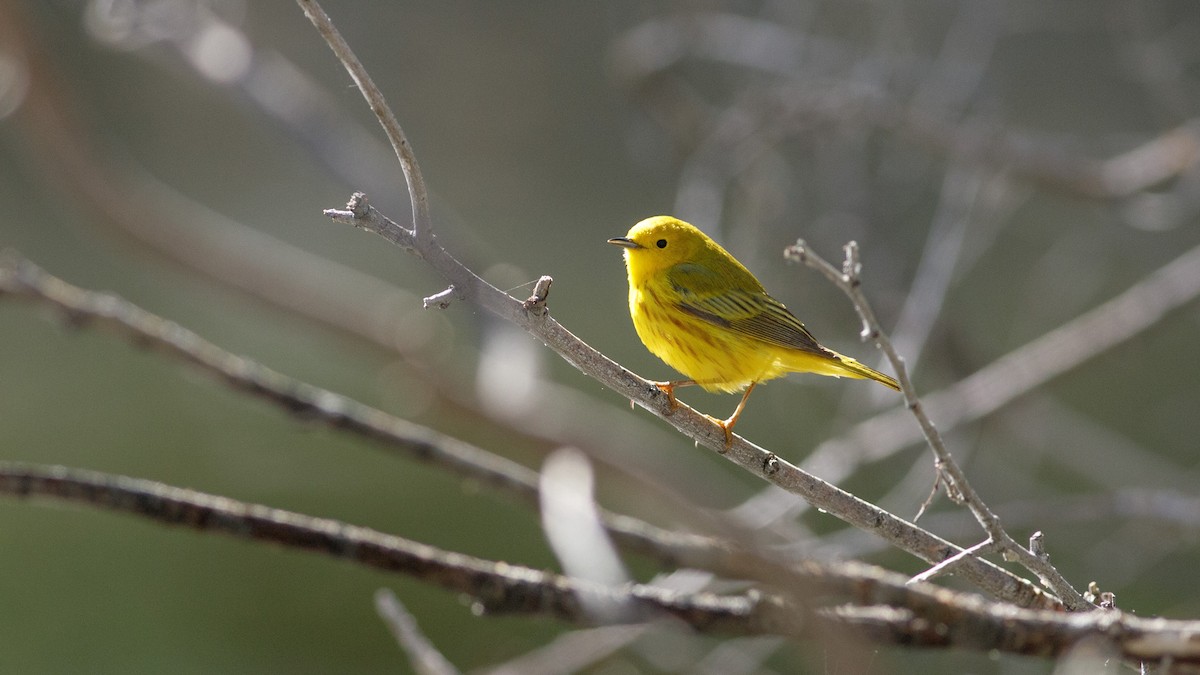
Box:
<box><xmin>2</xmin><ymin>1</ymin><xmax>1200</xmax><ymax>673</ymax></box>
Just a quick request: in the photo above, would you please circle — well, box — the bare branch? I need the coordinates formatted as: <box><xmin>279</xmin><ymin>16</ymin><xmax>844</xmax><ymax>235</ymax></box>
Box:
<box><xmin>297</xmin><ymin>2</ymin><xmax>1059</xmax><ymax>610</ymax></box>
<box><xmin>0</xmin><ymin>462</ymin><xmax>798</xmax><ymax>636</ymax></box>
<box><xmin>784</xmin><ymin>240</ymin><xmax>1089</xmax><ymax>611</ymax></box>
<box><xmin>322</xmin><ymin>195</ymin><xmax>1057</xmax><ymax>609</ymax></box>
<box><xmin>828</xmin><ymin>604</ymin><xmax>1200</xmax><ymax>669</ymax></box>
<box><xmin>7</xmin><ymin>461</ymin><xmax>1200</xmax><ymax>665</ymax></box>
<box><xmin>792</xmin><ymin>237</ymin><xmax>1200</xmax><ymax>492</ymax></box>
<box><xmin>296</xmin><ymin>0</ymin><xmax>432</xmax><ymax>244</ymax></box>
<box><xmin>0</xmin><ymin>253</ymin><xmax>738</xmax><ymax>578</ymax></box>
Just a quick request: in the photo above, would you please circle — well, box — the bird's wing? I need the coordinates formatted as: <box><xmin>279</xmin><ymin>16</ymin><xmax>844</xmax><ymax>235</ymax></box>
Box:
<box><xmin>668</xmin><ymin>262</ymin><xmax>830</xmax><ymax>356</ymax></box>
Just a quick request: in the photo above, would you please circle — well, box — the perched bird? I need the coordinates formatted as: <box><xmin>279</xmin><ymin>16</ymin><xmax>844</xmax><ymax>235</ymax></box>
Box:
<box><xmin>608</xmin><ymin>215</ymin><xmax>898</xmax><ymax>445</ymax></box>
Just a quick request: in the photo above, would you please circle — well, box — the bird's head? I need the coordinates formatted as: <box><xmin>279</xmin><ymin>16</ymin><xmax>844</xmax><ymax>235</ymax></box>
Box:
<box><xmin>607</xmin><ymin>216</ymin><xmax>713</xmax><ymax>279</ymax></box>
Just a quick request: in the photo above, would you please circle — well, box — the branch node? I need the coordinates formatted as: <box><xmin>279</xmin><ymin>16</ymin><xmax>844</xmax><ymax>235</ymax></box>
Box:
<box><xmin>841</xmin><ymin>241</ymin><xmax>863</xmax><ymax>286</ymax></box>
<box><xmin>1029</xmin><ymin>531</ymin><xmax>1048</xmax><ymax>561</ymax></box>
<box><xmin>423</xmin><ymin>286</ymin><xmax>457</xmax><ymax>310</ymax></box>
<box><xmin>783</xmin><ymin>239</ymin><xmax>809</xmax><ymax>263</ymax></box>
<box><xmin>323</xmin><ymin>191</ymin><xmax>373</xmax><ymax>228</ymax></box>
<box><xmin>347</xmin><ymin>191</ymin><xmax>371</xmax><ymax>219</ymax></box>
<box><xmin>1084</xmin><ymin>582</ymin><xmax>1117</xmax><ymax>609</ymax></box>
<box><xmin>762</xmin><ymin>453</ymin><xmax>780</xmax><ymax>476</ymax></box>
<box><xmin>521</xmin><ymin>275</ymin><xmax>553</xmax><ymax>315</ymax></box>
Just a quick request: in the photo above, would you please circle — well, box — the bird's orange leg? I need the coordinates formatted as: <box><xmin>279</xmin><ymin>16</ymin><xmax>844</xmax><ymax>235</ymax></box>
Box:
<box><xmin>652</xmin><ymin>379</ymin><xmax>697</xmax><ymax>410</ymax></box>
<box><xmin>711</xmin><ymin>382</ymin><xmax>757</xmax><ymax>448</ymax></box>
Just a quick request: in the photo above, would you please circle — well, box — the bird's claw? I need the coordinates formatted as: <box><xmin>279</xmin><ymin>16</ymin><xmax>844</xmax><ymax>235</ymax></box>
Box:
<box><xmin>652</xmin><ymin>380</ymin><xmax>735</xmax><ymax>448</ymax></box>
<box><xmin>704</xmin><ymin>414</ymin><xmax>735</xmax><ymax>450</ymax></box>
<box><xmin>653</xmin><ymin>381</ymin><xmax>680</xmax><ymax>411</ymax></box>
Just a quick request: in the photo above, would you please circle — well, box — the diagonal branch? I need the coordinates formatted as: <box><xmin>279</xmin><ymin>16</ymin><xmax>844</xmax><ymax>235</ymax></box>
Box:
<box><xmin>0</xmin><ymin>462</ymin><xmax>797</xmax><ymax>636</ymax></box>
<box><xmin>322</xmin><ymin>192</ymin><xmax>1055</xmax><ymax>611</ymax></box>
<box><xmin>785</xmin><ymin>239</ymin><xmax>1089</xmax><ymax>611</ymax></box>
<box><xmin>0</xmin><ymin>253</ymin><xmax>740</xmax><ymax>578</ymax></box>
<box><xmin>297</xmin><ymin>1</ymin><xmax>1062</xmax><ymax>610</ymax></box>
<box><xmin>6</xmin><ymin>461</ymin><xmax>1200</xmax><ymax>666</ymax></box>
<box><xmin>760</xmin><ymin>238</ymin><xmax>1200</xmax><ymax>527</ymax></box>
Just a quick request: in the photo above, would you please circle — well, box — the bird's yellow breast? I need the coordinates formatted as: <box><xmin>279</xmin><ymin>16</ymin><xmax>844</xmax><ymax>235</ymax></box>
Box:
<box><xmin>629</xmin><ymin>279</ymin><xmax>785</xmax><ymax>393</ymax></box>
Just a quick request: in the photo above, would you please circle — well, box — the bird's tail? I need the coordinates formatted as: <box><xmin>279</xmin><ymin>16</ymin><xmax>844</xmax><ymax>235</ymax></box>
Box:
<box><xmin>826</xmin><ymin>353</ymin><xmax>900</xmax><ymax>391</ymax></box>
<box><xmin>780</xmin><ymin>349</ymin><xmax>901</xmax><ymax>391</ymax></box>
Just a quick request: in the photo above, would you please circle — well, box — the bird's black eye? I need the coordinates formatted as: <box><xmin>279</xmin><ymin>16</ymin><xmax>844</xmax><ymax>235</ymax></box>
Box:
<box><xmin>656</xmin><ymin>239</ymin><xmax>667</xmax><ymax>249</ymax></box>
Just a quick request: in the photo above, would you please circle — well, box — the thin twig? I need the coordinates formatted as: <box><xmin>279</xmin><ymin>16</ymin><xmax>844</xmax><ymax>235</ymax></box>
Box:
<box><xmin>374</xmin><ymin>589</ymin><xmax>462</xmax><ymax>675</ymax></box>
<box><xmin>748</xmin><ymin>238</ymin><xmax>1200</xmax><ymax>531</ymax></box>
<box><xmin>296</xmin><ymin>0</ymin><xmax>432</xmax><ymax>244</ymax></box>
<box><xmin>482</xmin><ymin>570</ymin><xmax>711</xmax><ymax>675</ymax></box>
<box><xmin>482</xmin><ymin>625</ymin><xmax>650</xmax><ymax>675</ymax></box>
<box><xmin>297</xmin><ymin>1</ymin><xmax>1060</xmax><ymax>610</ymax></box>
<box><xmin>784</xmin><ymin>239</ymin><xmax>1089</xmax><ymax>611</ymax></box>
<box><xmin>2</xmin><ymin>0</ymin><xmax>441</xmax><ymax>357</ymax></box>
<box><xmin>610</xmin><ymin>15</ymin><xmax>1200</xmax><ymax>201</ymax></box>
<box><xmin>908</xmin><ymin>539</ymin><xmax>996</xmax><ymax>585</ymax></box>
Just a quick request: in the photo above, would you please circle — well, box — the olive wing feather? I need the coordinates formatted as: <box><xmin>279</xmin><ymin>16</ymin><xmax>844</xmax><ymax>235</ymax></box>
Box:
<box><xmin>667</xmin><ymin>262</ymin><xmax>830</xmax><ymax>356</ymax></box>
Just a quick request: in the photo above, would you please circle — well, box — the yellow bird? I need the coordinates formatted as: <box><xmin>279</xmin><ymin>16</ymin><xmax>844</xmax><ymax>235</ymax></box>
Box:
<box><xmin>608</xmin><ymin>215</ymin><xmax>899</xmax><ymax>445</ymax></box>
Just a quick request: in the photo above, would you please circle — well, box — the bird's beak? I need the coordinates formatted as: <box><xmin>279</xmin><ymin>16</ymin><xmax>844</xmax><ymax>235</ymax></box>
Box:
<box><xmin>607</xmin><ymin>237</ymin><xmax>641</xmax><ymax>249</ymax></box>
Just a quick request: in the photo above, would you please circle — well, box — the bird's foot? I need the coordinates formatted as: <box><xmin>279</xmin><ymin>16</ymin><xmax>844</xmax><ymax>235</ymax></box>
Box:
<box><xmin>652</xmin><ymin>381</ymin><xmax>681</xmax><ymax>411</ymax></box>
<box><xmin>703</xmin><ymin>414</ymin><xmax>736</xmax><ymax>451</ymax></box>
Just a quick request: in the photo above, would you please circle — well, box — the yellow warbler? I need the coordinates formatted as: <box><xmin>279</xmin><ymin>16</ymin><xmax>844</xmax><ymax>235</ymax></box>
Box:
<box><xmin>608</xmin><ymin>215</ymin><xmax>899</xmax><ymax>444</ymax></box>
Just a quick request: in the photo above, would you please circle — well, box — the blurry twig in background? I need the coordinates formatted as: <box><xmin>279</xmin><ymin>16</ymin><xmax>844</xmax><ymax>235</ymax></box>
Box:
<box><xmin>883</xmin><ymin>165</ymin><xmax>1017</xmax><ymax>378</ymax></box>
<box><xmin>1</xmin><ymin>0</ymin><xmax>750</xmax><ymax>547</ymax></box>
<box><xmin>610</xmin><ymin>13</ymin><xmax>1200</xmax><ymax>203</ymax></box>
<box><xmin>374</xmin><ymin>590</ymin><xmax>461</xmax><ymax>675</ymax></box>
<box><xmin>482</xmin><ymin>624</ymin><xmax>653</xmax><ymax>675</ymax></box>
<box><xmin>0</xmin><ymin>253</ymin><xmax>751</xmax><ymax>577</ymax></box>
<box><xmin>1</xmin><ymin>0</ymin><xmax>432</xmax><ymax>353</ymax></box>
<box><xmin>5</xmin><ymin>0</ymin><xmax>1200</xmax><ymax>669</ymax></box>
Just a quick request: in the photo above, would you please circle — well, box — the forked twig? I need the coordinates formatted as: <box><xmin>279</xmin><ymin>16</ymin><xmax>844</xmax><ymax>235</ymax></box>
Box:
<box><xmin>785</xmin><ymin>239</ymin><xmax>1089</xmax><ymax>611</ymax></box>
<box><xmin>296</xmin><ymin>0</ymin><xmax>432</xmax><ymax>244</ymax></box>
